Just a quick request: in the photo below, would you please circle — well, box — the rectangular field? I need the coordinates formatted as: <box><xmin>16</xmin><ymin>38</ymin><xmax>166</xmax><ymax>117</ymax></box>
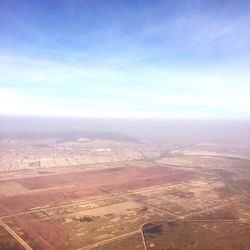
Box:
<box><xmin>0</xmin><ymin>166</ymin><xmax>195</xmax><ymax>215</ymax></box>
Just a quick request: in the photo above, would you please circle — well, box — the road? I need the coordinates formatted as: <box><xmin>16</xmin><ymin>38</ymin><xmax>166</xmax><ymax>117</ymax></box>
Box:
<box><xmin>76</xmin><ymin>230</ymin><xmax>141</xmax><ymax>250</ymax></box>
<box><xmin>0</xmin><ymin>219</ymin><xmax>32</xmax><ymax>250</ymax></box>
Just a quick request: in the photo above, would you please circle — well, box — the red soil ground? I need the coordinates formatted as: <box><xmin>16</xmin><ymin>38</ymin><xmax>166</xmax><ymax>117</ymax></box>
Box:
<box><xmin>0</xmin><ymin>166</ymin><xmax>195</xmax><ymax>215</ymax></box>
<box><xmin>4</xmin><ymin>213</ymin><xmax>70</xmax><ymax>250</ymax></box>
<box><xmin>0</xmin><ymin>166</ymin><xmax>195</xmax><ymax>250</ymax></box>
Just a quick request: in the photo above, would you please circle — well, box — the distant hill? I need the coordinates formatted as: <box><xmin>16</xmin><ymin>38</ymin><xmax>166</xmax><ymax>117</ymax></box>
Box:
<box><xmin>0</xmin><ymin>130</ymin><xmax>138</xmax><ymax>143</ymax></box>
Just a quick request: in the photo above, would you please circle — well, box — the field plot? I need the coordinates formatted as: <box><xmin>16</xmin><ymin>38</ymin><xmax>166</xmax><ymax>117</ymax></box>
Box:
<box><xmin>0</xmin><ymin>165</ymin><xmax>195</xmax><ymax>249</ymax></box>
<box><xmin>124</xmin><ymin>179</ymin><xmax>231</xmax><ymax>217</ymax></box>
<box><xmin>0</xmin><ymin>166</ymin><xmax>194</xmax><ymax>215</ymax></box>
<box><xmin>143</xmin><ymin>221</ymin><xmax>215</xmax><ymax>249</ymax></box>
<box><xmin>2</xmin><ymin>193</ymin><xmax>174</xmax><ymax>249</ymax></box>
<box><xmin>143</xmin><ymin>220</ymin><xmax>250</xmax><ymax>250</ymax></box>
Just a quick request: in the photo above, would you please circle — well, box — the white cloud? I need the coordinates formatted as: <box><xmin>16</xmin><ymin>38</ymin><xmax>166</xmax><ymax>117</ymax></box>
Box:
<box><xmin>1</xmin><ymin>43</ymin><xmax>250</xmax><ymax>119</ymax></box>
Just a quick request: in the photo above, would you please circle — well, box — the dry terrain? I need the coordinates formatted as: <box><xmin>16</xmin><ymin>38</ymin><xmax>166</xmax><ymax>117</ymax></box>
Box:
<box><xmin>0</xmin><ymin>139</ymin><xmax>250</xmax><ymax>249</ymax></box>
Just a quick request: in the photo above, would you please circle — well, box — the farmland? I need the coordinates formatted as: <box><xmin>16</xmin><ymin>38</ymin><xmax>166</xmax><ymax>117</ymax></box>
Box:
<box><xmin>0</xmin><ymin>139</ymin><xmax>250</xmax><ymax>249</ymax></box>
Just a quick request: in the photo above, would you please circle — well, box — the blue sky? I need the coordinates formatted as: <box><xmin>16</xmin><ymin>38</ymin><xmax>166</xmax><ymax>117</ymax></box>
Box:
<box><xmin>0</xmin><ymin>0</ymin><xmax>250</xmax><ymax>118</ymax></box>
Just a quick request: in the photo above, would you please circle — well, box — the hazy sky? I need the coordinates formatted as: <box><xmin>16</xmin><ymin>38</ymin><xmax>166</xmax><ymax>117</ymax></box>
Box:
<box><xmin>0</xmin><ymin>0</ymin><xmax>250</xmax><ymax>118</ymax></box>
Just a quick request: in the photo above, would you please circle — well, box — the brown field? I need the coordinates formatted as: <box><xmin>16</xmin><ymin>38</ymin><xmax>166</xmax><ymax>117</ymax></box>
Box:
<box><xmin>0</xmin><ymin>166</ymin><xmax>194</xmax><ymax>215</ymax></box>
<box><xmin>0</xmin><ymin>141</ymin><xmax>250</xmax><ymax>249</ymax></box>
<box><xmin>0</xmin><ymin>164</ymin><xmax>191</xmax><ymax>249</ymax></box>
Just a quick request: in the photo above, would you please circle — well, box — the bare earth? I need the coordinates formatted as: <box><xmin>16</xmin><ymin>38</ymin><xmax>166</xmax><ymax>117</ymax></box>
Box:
<box><xmin>0</xmin><ymin>139</ymin><xmax>250</xmax><ymax>249</ymax></box>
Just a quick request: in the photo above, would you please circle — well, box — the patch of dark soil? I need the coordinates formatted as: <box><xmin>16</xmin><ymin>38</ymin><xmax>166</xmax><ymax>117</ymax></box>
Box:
<box><xmin>167</xmin><ymin>221</ymin><xmax>177</xmax><ymax>229</ymax></box>
<box><xmin>144</xmin><ymin>224</ymin><xmax>163</xmax><ymax>234</ymax></box>
<box><xmin>77</xmin><ymin>215</ymin><xmax>99</xmax><ymax>222</ymax></box>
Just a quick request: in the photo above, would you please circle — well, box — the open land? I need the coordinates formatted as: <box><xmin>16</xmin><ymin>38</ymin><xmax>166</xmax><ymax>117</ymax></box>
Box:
<box><xmin>0</xmin><ymin>137</ymin><xmax>250</xmax><ymax>249</ymax></box>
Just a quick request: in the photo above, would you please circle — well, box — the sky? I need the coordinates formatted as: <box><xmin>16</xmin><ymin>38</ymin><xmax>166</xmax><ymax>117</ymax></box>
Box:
<box><xmin>0</xmin><ymin>0</ymin><xmax>250</xmax><ymax>118</ymax></box>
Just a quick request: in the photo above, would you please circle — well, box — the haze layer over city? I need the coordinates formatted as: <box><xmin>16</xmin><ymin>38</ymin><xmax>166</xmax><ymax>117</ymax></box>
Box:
<box><xmin>0</xmin><ymin>0</ymin><xmax>250</xmax><ymax>250</ymax></box>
